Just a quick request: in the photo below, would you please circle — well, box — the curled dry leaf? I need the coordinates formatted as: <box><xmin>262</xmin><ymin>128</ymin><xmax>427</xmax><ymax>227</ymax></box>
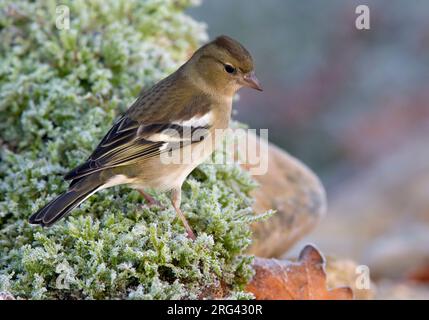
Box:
<box><xmin>407</xmin><ymin>263</ymin><xmax>429</xmax><ymax>283</ymax></box>
<box><xmin>246</xmin><ymin>245</ymin><xmax>353</xmax><ymax>300</ymax></box>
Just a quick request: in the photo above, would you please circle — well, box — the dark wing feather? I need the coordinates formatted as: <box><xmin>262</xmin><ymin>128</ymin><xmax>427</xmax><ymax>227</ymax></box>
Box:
<box><xmin>65</xmin><ymin>73</ymin><xmax>213</xmax><ymax>182</ymax></box>
<box><xmin>64</xmin><ymin>115</ymin><xmax>210</xmax><ymax>181</ymax></box>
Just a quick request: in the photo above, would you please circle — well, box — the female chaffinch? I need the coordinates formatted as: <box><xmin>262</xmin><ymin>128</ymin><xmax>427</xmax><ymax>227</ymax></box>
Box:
<box><xmin>29</xmin><ymin>35</ymin><xmax>262</xmax><ymax>240</ymax></box>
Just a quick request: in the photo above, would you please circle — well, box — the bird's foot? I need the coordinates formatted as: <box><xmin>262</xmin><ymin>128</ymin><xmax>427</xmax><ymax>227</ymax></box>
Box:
<box><xmin>139</xmin><ymin>190</ymin><xmax>163</xmax><ymax>209</ymax></box>
<box><xmin>174</xmin><ymin>208</ymin><xmax>197</xmax><ymax>240</ymax></box>
<box><xmin>185</xmin><ymin>227</ymin><xmax>197</xmax><ymax>241</ymax></box>
<box><xmin>170</xmin><ymin>188</ymin><xmax>196</xmax><ymax>240</ymax></box>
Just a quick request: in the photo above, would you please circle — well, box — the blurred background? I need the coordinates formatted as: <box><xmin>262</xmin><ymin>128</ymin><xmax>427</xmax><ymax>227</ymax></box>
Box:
<box><xmin>189</xmin><ymin>0</ymin><xmax>429</xmax><ymax>298</ymax></box>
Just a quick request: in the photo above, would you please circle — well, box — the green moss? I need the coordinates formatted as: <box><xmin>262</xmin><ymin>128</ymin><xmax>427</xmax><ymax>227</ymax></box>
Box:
<box><xmin>0</xmin><ymin>0</ymin><xmax>271</xmax><ymax>299</ymax></box>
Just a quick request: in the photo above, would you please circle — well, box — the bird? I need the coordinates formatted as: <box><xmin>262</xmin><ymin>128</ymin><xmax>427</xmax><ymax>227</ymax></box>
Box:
<box><xmin>29</xmin><ymin>35</ymin><xmax>262</xmax><ymax>240</ymax></box>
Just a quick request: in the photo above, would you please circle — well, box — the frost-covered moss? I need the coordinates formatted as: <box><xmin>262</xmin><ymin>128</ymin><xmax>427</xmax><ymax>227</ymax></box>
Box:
<box><xmin>0</xmin><ymin>0</ymin><xmax>268</xmax><ymax>299</ymax></box>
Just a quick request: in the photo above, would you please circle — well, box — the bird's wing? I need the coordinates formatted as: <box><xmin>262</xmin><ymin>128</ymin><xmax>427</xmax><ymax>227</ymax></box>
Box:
<box><xmin>64</xmin><ymin>114</ymin><xmax>212</xmax><ymax>181</ymax></box>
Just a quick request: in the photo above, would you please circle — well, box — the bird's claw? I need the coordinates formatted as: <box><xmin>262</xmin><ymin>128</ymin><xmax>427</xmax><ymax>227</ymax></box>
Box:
<box><xmin>186</xmin><ymin>228</ymin><xmax>197</xmax><ymax>241</ymax></box>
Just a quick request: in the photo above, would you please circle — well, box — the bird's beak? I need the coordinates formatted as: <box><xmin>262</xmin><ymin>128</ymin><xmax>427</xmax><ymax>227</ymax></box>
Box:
<box><xmin>243</xmin><ymin>71</ymin><xmax>263</xmax><ymax>91</ymax></box>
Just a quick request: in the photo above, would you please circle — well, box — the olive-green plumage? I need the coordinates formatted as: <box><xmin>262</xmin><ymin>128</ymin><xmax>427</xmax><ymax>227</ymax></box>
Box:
<box><xmin>29</xmin><ymin>35</ymin><xmax>262</xmax><ymax>239</ymax></box>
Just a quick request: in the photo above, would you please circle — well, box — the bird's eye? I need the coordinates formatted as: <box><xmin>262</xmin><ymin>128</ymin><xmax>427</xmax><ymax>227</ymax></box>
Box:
<box><xmin>224</xmin><ymin>64</ymin><xmax>236</xmax><ymax>74</ymax></box>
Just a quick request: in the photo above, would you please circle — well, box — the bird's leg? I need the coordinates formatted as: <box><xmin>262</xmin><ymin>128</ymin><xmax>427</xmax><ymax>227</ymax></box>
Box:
<box><xmin>138</xmin><ymin>189</ymin><xmax>161</xmax><ymax>208</ymax></box>
<box><xmin>171</xmin><ymin>188</ymin><xmax>196</xmax><ymax>240</ymax></box>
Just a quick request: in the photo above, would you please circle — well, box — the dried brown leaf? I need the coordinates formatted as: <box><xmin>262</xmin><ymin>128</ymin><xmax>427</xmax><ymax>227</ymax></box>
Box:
<box><xmin>246</xmin><ymin>244</ymin><xmax>353</xmax><ymax>300</ymax></box>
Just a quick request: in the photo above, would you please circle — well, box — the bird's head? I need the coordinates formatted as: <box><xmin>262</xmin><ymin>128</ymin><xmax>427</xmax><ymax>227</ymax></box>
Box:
<box><xmin>186</xmin><ymin>35</ymin><xmax>262</xmax><ymax>96</ymax></box>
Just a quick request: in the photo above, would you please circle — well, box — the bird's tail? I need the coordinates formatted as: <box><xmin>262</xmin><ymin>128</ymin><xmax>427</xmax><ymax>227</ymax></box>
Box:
<box><xmin>29</xmin><ymin>178</ymin><xmax>101</xmax><ymax>227</ymax></box>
